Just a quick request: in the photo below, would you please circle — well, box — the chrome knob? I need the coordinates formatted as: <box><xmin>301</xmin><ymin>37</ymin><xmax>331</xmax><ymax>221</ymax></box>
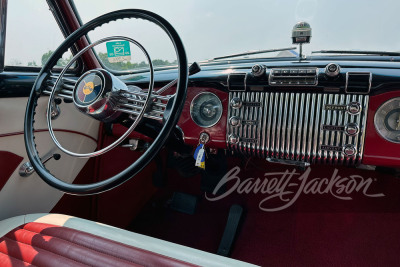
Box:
<box><xmin>347</xmin><ymin>102</ymin><xmax>361</xmax><ymax>115</ymax></box>
<box><xmin>230</xmin><ymin>97</ymin><xmax>242</xmax><ymax>109</ymax></box>
<box><xmin>228</xmin><ymin>134</ymin><xmax>240</xmax><ymax>144</ymax></box>
<box><xmin>325</xmin><ymin>63</ymin><xmax>340</xmax><ymax>77</ymax></box>
<box><xmin>229</xmin><ymin>116</ymin><xmax>241</xmax><ymax>127</ymax></box>
<box><xmin>199</xmin><ymin>132</ymin><xmax>210</xmax><ymax>144</ymax></box>
<box><xmin>344</xmin><ymin>123</ymin><xmax>359</xmax><ymax>136</ymax></box>
<box><xmin>251</xmin><ymin>64</ymin><xmax>266</xmax><ymax>77</ymax></box>
<box><xmin>343</xmin><ymin>144</ymin><xmax>356</xmax><ymax>157</ymax></box>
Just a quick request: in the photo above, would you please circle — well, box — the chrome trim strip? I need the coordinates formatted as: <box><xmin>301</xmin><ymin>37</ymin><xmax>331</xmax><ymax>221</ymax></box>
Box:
<box><xmin>227</xmin><ymin>92</ymin><xmax>368</xmax><ymax>166</ymax></box>
<box><xmin>268</xmin><ymin>68</ymin><xmax>319</xmax><ymax>86</ymax></box>
<box><xmin>291</xmin><ymin>93</ymin><xmax>299</xmax><ymax>160</ymax></box>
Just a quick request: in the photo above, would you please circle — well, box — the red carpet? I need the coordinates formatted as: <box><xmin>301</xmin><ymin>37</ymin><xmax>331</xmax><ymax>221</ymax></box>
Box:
<box><xmin>130</xmin><ymin>157</ymin><xmax>400</xmax><ymax>266</ymax></box>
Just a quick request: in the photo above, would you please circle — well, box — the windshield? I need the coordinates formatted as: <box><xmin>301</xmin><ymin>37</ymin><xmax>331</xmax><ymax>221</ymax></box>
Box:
<box><xmin>72</xmin><ymin>0</ymin><xmax>400</xmax><ymax>68</ymax></box>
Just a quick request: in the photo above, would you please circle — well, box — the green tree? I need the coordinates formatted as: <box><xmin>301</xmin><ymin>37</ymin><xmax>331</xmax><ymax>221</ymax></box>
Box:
<box><xmin>27</xmin><ymin>60</ymin><xmax>38</xmax><ymax>67</ymax></box>
<box><xmin>41</xmin><ymin>50</ymin><xmax>74</xmax><ymax>67</ymax></box>
<box><xmin>41</xmin><ymin>50</ymin><xmax>53</xmax><ymax>66</ymax></box>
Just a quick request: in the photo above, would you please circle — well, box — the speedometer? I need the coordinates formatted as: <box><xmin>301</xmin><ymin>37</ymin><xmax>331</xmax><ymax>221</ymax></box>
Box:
<box><xmin>374</xmin><ymin>98</ymin><xmax>400</xmax><ymax>143</ymax></box>
<box><xmin>190</xmin><ymin>92</ymin><xmax>223</xmax><ymax>128</ymax></box>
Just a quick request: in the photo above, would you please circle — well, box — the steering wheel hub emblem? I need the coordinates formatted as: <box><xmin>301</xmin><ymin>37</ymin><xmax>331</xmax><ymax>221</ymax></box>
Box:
<box><xmin>71</xmin><ymin>68</ymin><xmax>130</xmax><ymax>123</ymax></box>
<box><xmin>74</xmin><ymin>71</ymin><xmax>104</xmax><ymax>106</ymax></box>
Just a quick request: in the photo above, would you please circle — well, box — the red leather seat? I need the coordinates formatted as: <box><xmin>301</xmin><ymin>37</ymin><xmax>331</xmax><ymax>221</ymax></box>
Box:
<box><xmin>0</xmin><ymin>222</ymin><xmax>196</xmax><ymax>267</ymax></box>
<box><xmin>0</xmin><ymin>214</ymin><xmax>256</xmax><ymax>267</ymax></box>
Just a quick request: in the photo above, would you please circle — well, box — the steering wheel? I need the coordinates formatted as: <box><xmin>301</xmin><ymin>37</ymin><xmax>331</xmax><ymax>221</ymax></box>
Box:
<box><xmin>24</xmin><ymin>9</ymin><xmax>188</xmax><ymax>195</ymax></box>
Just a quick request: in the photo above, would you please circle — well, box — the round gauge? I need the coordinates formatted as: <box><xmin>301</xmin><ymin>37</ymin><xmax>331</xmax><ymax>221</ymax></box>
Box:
<box><xmin>374</xmin><ymin>97</ymin><xmax>400</xmax><ymax>143</ymax></box>
<box><xmin>190</xmin><ymin>92</ymin><xmax>223</xmax><ymax>128</ymax></box>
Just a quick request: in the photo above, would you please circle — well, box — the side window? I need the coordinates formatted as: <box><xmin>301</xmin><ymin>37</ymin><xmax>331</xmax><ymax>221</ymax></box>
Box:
<box><xmin>4</xmin><ymin>0</ymin><xmax>72</xmax><ymax>68</ymax></box>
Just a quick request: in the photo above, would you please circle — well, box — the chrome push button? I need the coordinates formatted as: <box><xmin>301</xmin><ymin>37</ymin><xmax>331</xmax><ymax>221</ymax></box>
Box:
<box><xmin>347</xmin><ymin>102</ymin><xmax>361</xmax><ymax>115</ymax></box>
<box><xmin>344</xmin><ymin>123</ymin><xmax>359</xmax><ymax>136</ymax></box>
<box><xmin>228</xmin><ymin>134</ymin><xmax>240</xmax><ymax>144</ymax></box>
<box><xmin>229</xmin><ymin>116</ymin><xmax>241</xmax><ymax>127</ymax></box>
<box><xmin>343</xmin><ymin>144</ymin><xmax>357</xmax><ymax>157</ymax></box>
<box><xmin>230</xmin><ymin>97</ymin><xmax>242</xmax><ymax>109</ymax></box>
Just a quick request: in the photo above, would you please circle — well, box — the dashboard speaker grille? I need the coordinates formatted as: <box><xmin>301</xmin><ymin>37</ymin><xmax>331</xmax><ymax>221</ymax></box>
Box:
<box><xmin>227</xmin><ymin>92</ymin><xmax>369</xmax><ymax>165</ymax></box>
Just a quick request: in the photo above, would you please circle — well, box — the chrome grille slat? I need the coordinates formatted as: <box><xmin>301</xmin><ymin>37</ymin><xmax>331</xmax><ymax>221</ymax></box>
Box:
<box><xmin>256</xmin><ymin>92</ymin><xmax>263</xmax><ymax>158</ymax></box>
<box><xmin>357</xmin><ymin>95</ymin><xmax>369</xmax><ymax>165</ymax></box>
<box><xmin>296</xmin><ymin>94</ymin><xmax>305</xmax><ymax>161</ymax></box>
<box><xmin>266</xmin><ymin>92</ymin><xmax>273</xmax><ymax>158</ymax></box>
<box><xmin>281</xmin><ymin>93</ymin><xmax>289</xmax><ymax>159</ymax></box>
<box><xmin>306</xmin><ymin>94</ymin><xmax>316</xmax><ymax>162</ymax></box>
<box><xmin>227</xmin><ymin>92</ymin><xmax>368</xmax><ymax>165</ymax></box>
<box><xmin>286</xmin><ymin>93</ymin><xmax>294</xmax><ymax>159</ymax></box>
<box><xmin>291</xmin><ymin>94</ymin><xmax>299</xmax><ymax>160</ymax></box>
<box><xmin>275</xmin><ymin>94</ymin><xmax>284</xmax><ymax>158</ymax></box>
<box><xmin>302</xmin><ymin>93</ymin><xmax>311</xmax><ymax>161</ymax></box>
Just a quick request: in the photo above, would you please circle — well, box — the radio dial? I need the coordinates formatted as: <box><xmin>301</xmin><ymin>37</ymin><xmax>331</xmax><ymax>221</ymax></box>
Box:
<box><xmin>325</xmin><ymin>63</ymin><xmax>340</xmax><ymax>77</ymax></box>
<box><xmin>251</xmin><ymin>64</ymin><xmax>266</xmax><ymax>77</ymax></box>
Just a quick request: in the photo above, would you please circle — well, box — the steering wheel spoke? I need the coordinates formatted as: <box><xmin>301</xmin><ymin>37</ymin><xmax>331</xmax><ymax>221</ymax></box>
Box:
<box><xmin>43</xmin><ymin>75</ymin><xmax>78</xmax><ymax>100</ymax></box>
<box><xmin>115</xmin><ymin>88</ymin><xmax>171</xmax><ymax>121</ymax></box>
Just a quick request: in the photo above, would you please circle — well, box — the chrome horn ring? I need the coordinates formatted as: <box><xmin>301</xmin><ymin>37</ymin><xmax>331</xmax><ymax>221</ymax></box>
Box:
<box><xmin>47</xmin><ymin>36</ymin><xmax>154</xmax><ymax>158</ymax></box>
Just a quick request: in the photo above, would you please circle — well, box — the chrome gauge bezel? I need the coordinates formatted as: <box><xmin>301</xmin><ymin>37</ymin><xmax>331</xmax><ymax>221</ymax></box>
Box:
<box><xmin>374</xmin><ymin>97</ymin><xmax>400</xmax><ymax>144</ymax></box>
<box><xmin>190</xmin><ymin>92</ymin><xmax>223</xmax><ymax>128</ymax></box>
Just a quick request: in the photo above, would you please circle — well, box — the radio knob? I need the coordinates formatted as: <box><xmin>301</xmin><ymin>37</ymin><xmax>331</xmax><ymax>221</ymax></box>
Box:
<box><xmin>251</xmin><ymin>64</ymin><xmax>266</xmax><ymax>77</ymax></box>
<box><xmin>347</xmin><ymin>102</ymin><xmax>361</xmax><ymax>115</ymax></box>
<box><xmin>230</xmin><ymin>97</ymin><xmax>242</xmax><ymax>109</ymax></box>
<box><xmin>343</xmin><ymin>144</ymin><xmax>357</xmax><ymax>157</ymax></box>
<box><xmin>229</xmin><ymin>116</ymin><xmax>241</xmax><ymax>126</ymax></box>
<box><xmin>344</xmin><ymin>123</ymin><xmax>359</xmax><ymax>136</ymax></box>
<box><xmin>228</xmin><ymin>134</ymin><xmax>240</xmax><ymax>144</ymax></box>
<box><xmin>325</xmin><ymin>63</ymin><xmax>340</xmax><ymax>77</ymax></box>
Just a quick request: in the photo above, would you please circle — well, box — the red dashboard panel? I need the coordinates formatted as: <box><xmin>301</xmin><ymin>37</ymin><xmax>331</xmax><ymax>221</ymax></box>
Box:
<box><xmin>113</xmin><ymin>87</ymin><xmax>229</xmax><ymax>149</ymax></box>
<box><xmin>113</xmin><ymin>85</ymin><xmax>400</xmax><ymax>168</ymax></box>
<box><xmin>177</xmin><ymin>87</ymin><xmax>228</xmax><ymax>148</ymax></box>
<box><xmin>363</xmin><ymin>91</ymin><xmax>400</xmax><ymax>167</ymax></box>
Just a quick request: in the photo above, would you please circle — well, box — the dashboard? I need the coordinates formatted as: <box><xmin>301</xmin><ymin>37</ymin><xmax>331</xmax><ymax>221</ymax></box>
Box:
<box><xmin>143</xmin><ymin>58</ymin><xmax>400</xmax><ymax>168</ymax></box>
<box><xmin>40</xmin><ymin>57</ymin><xmax>400</xmax><ymax>168</ymax></box>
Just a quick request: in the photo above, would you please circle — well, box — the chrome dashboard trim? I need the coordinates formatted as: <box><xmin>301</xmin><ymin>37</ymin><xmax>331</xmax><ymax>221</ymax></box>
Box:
<box><xmin>227</xmin><ymin>92</ymin><xmax>369</xmax><ymax>166</ymax></box>
<box><xmin>268</xmin><ymin>68</ymin><xmax>319</xmax><ymax>86</ymax></box>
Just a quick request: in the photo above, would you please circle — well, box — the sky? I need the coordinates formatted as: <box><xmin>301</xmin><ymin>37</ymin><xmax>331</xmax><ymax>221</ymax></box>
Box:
<box><xmin>5</xmin><ymin>0</ymin><xmax>400</xmax><ymax>66</ymax></box>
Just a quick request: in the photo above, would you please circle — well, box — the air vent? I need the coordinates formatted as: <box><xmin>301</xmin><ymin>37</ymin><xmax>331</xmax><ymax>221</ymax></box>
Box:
<box><xmin>345</xmin><ymin>72</ymin><xmax>371</xmax><ymax>94</ymax></box>
<box><xmin>269</xmin><ymin>68</ymin><xmax>318</xmax><ymax>86</ymax></box>
<box><xmin>228</xmin><ymin>73</ymin><xmax>246</xmax><ymax>91</ymax></box>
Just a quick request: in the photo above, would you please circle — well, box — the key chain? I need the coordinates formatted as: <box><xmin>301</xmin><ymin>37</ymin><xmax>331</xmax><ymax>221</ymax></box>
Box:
<box><xmin>193</xmin><ymin>132</ymin><xmax>210</xmax><ymax>169</ymax></box>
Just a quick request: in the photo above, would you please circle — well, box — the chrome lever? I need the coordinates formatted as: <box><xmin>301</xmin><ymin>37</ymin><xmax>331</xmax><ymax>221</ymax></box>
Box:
<box><xmin>19</xmin><ymin>153</ymin><xmax>61</xmax><ymax>177</ymax></box>
<box><xmin>155</xmin><ymin>62</ymin><xmax>201</xmax><ymax>95</ymax></box>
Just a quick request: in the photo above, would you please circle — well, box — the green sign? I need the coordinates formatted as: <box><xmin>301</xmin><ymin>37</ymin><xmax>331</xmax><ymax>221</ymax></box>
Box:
<box><xmin>106</xmin><ymin>41</ymin><xmax>131</xmax><ymax>63</ymax></box>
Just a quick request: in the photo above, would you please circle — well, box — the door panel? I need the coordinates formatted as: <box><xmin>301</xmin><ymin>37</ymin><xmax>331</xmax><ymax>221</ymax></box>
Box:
<box><xmin>0</xmin><ymin>96</ymin><xmax>99</xmax><ymax>220</ymax></box>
